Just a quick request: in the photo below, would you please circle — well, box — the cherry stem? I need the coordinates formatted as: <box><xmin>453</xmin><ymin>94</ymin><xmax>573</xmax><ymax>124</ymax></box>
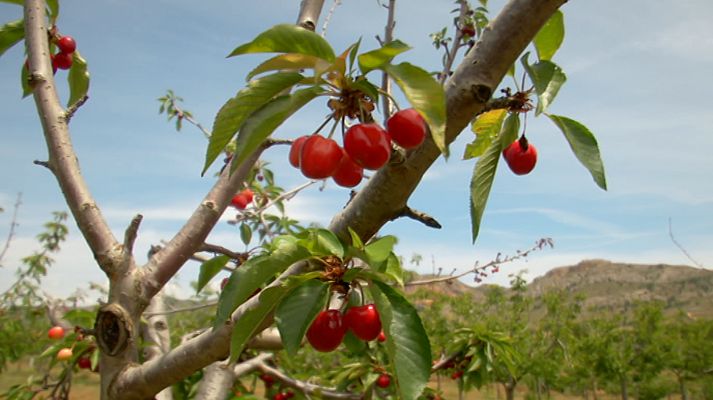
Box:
<box><xmin>313</xmin><ymin>114</ymin><xmax>334</xmax><ymax>136</ymax></box>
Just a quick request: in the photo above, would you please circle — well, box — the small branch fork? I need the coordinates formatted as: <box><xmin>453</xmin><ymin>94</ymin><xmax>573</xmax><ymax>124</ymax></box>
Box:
<box><xmin>405</xmin><ymin>238</ymin><xmax>554</xmax><ymax>286</ymax></box>
<box><xmin>0</xmin><ymin>193</ymin><xmax>22</xmax><ymax>265</ymax></box>
<box><xmin>668</xmin><ymin>218</ymin><xmax>704</xmax><ymax>268</ymax></box>
<box><xmin>255</xmin><ymin>358</ymin><xmax>362</xmax><ymax>400</ymax></box>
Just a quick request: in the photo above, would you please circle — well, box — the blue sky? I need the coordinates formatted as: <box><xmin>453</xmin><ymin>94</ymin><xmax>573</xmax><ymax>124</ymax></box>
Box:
<box><xmin>1</xmin><ymin>0</ymin><xmax>712</xmax><ymax>298</ymax></box>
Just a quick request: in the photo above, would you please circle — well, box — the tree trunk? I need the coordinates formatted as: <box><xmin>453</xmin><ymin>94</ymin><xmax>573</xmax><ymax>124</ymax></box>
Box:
<box><xmin>536</xmin><ymin>378</ymin><xmax>542</xmax><ymax>400</ymax></box>
<box><xmin>504</xmin><ymin>379</ymin><xmax>517</xmax><ymax>400</ymax></box>
<box><xmin>592</xmin><ymin>378</ymin><xmax>599</xmax><ymax>400</ymax></box>
<box><xmin>678</xmin><ymin>376</ymin><xmax>688</xmax><ymax>400</ymax></box>
<box><xmin>620</xmin><ymin>375</ymin><xmax>628</xmax><ymax>400</ymax></box>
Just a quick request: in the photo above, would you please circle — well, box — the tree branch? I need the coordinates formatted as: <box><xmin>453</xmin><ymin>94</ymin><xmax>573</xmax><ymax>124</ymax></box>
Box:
<box><xmin>0</xmin><ymin>193</ymin><xmax>22</xmax><ymax>266</ymax></box>
<box><xmin>195</xmin><ymin>361</ymin><xmax>236</xmax><ymax>400</ymax></box>
<box><xmin>393</xmin><ymin>206</ymin><xmax>442</xmax><ymax>229</ymax></box>
<box><xmin>257</xmin><ymin>361</ymin><xmax>362</xmax><ymax>400</ymax></box>
<box><xmin>380</xmin><ymin>0</ymin><xmax>396</xmax><ymax>119</ymax></box>
<box><xmin>297</xmin><ymin>0</ymin><xmax>326</xmax><ymax>31</ymax></box>
<box><xmin>24</xmin><ymin>0</ymin><xmax>121</xmax><ymax>276</ymax></box>
<box><xmin>140</xmin><ymin>292</ymin><xmax>174</xmax><ymax>400</ymax></box>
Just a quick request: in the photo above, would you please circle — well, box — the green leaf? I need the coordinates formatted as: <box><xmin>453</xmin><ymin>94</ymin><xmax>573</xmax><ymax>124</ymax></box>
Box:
<box><xmin>196</xmin><ymin>255</ymin><xmax>230</xmax><ymax>294</ymax></box>
<box><xmin>358</xmin><ymin>40</ymin><xmax>411</xmax><ymax>74</ymax></box>
<box><xmin>534</xmin><ymin>10</ymin><xmax>564</xmax><ymax>61</ymax></box>
<box><xmin>231</xmin><ymin>85</ymin><xmax>325</xmax><ymax>172</ymax></box>
<box><xmin>204</xmin><ymin>72</ymin><xmax>304</xmax><ymax>175</ymax></box>
<box><xmin>229</xmin><ymin>285</ymin><xmax>288</xmax><ymax>362</ymax></box>
<box><xmin>0</xmin><ymin>19</ymin><xmax>24</xmax><ymax>58</ymax></box>
<box><xmin>20</xmin><ymin>60</ymin><xmax>31</xmax><ymax>98</ymax></box>
<box><xmin>275</xmin><ymin>279</ymin><xmax>330</xmax><ymax>356</ymax></box>
<box><xmin>365</xmin><ymin>235</ymin><xmax>397</xmax><ymax>264</ymax></box>
<box><xmin>246</xmin><ymin>53</ymin><xmax>326</xmax><ymax>81</ymax></box>
<box><xmin>239</xmin><ymin>223</ymin><xmax>252</xmax><ymax>246</ymax></box>
<box><xmin>547</xmin><ymin>114</ymin><xmax>607</xmax><ymax>190</ymax></box>
<box><xmin>383</xmin><ymin>62</ymin><xmax>447</xmax><ymax>157</ymax></box>
<box><xmin>46</xmin><ymin>0</ymin><xmax>59</xmax><ymax>20</ymax></box>
<box><xmin>469</xmin><ymin>140</ymin><xmax>501</xmax><ymax>243</ymax></box>
<box><xmin>465</xmin><ymin>109</ymin><xmax>507</xmax><ymax>160</ymax></box>
<box><xmin>342</xmin><ymin>330</ymin><xmax>368</xmax><ymax>355</ymax></box>
<box><xmin>348</xmin><ymin>227</ymin><xmax>364</xmax><ymax>249</ymax></box>
<box><xmin>67</xmin><ymin>50</ymin><xmax>90</xmax><ymax>107</ymax></box>
<box><xmin>347</xmin><ymin>38</ymin><xmax>361</xmax><ymax>73</ymax></box>
<box><xmin>214</xmin><ymin>237</ymin><xmax>311</xmax><ymax>329</ymax></box>
<box><xmin>304</xmin><ymin>228</ymin><xmax>345</xmax><ymax>258</ymax></box>
<box><xmin>383</xmin><ymin>252</ymin><xmax>404</xmax><ymax>287</ymax></box>
<box><xmin>520</xmin><ymin>52</ymin><xmax>566</xmax><ymax>116</ymax></box>
<box><xmin>228</xmin><ymin>24</ymin><xmax>335</xmax><ymax>62</ymax></box>
<box><xmin>498</xmin><ymin>112</ymin><xmax>520</xmax><ymax>151</ymax></box>
<box><xmin>371</xmin><ymin>281</ymin><xmax>432</xmax><ymax>400</ymax></box>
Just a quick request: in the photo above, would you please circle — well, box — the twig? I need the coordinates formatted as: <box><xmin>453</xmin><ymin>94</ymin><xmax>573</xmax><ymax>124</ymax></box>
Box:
<box><xmin>439</xmin><ymin>0</ymin><xmax>470</xmax><ymax>85</ymax></box>
<box><xmin>321</xmin><ymin>0</ymin><xmax>342</xmax><ymax>37</ymax></box>
<box><xmin>200</xmin><ymin>243</ymin><xmax>245</xmax><ymax>261</ymax></box>
<box><xmin>33</xmin><ymin>160</ymin><xmax>52</xmax><ymax>170</ymax></box>
<box><xmin>394</xmin><ymin>206</ymin><xmax>442</xmax><ymax>229</ymax></box>
<box><xmin>257</xmin><ymin>361</ymin><xmax>362</xmax><ymax>400</ymax></box>
<box><xmin>64</xmin><ymin>95</ymin><xmax>89</xmax><ymax>123</ymax></box>
<box><xmin>668</xmin><ymin>218</ymin><xmax>704</xmax><ymax>268</ymax></box>
<box><xmin>405</xmin><ymin>238</ymin><xmax>553</xmax><ymax>286</ymax></box>
<box><xmin>0</xmin><ymin>193</ymin><xmax>22</xmax><ymax>265</ymax></box>
<box><xmin>123</xmin><ymin>214</ymin><xmax>143</xmax><ymax>255</ymax></box>
<box><xmin>380</xmin><ymin>0</ymin><xmax>396</xmax><ymax>119</ymax></box>
<box><xmin>143</xmin><ymin>301</ymin><xmax>217</xmax><ymax>317</ymax></box>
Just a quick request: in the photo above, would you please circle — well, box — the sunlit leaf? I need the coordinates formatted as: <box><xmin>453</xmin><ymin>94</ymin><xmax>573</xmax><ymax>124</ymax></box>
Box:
<box><xmin>67</xmin><ymin>50</ymin><xmax>89</xmax><ymax>107</ymax></box>
<box><xmin>229</xmin><ymin>286</ymin><xmax>287</xmax><ymax>362</ymax></box>
<box><xmin>365</xmin><ymin>235</ymin><xmax>398</xmax><ymax>264</ymax></box>
<box><xmin>465</xmin><ymin>109</ymin><xmax>507</xmax><ymax>160</ymax></box>
<box><xmin>204</xmin><ymin>72</ymin><xmax>303</xmax><ymax>175</ymax></box>
<box><xmin>521</xmin><ymin>52</ymin><xmax>566</xmax><ymax>116</ymax></box>
<box><xmin>469</xmin><ymin>140</ymin><xmax>501</xmax><ymax>243</ymax></box>
<box><xmin>498</xmin><ymin>112</ymin><xmax>520</xmax><ymax>151</ymax></box>
<box><xmin>196</xmin><ymin>255</ymin><xmax>229</xmax><ymax>294</ymax></box>
<box><xmin>547</xmin><ymin>114</ymin><xmax>607</xmax><ymax>190</ymax></box>
<box><xmin>246</xmin><ymin>53</ymin><xmax>325</xmax><ymax>81</ymax></box>
<box><xmin>371</xmin><ymin>281</ymin><xmax>432</xmax><ymax>400</ymax></box>
<box><xmin>304</xmin><ymin>228</ymin><xmax>345</xmax><ymax>259</ymax></box>
<box><xmin>231</xmin><ymin>85</ymin><xmax>325</xmax><ymax>172</ymax></box>
<box><xmin>0</xmin><ymin>19</ymin><xmax>24</xmax><ymax>58</ymax></box>
<box><xmin>228</xmin><ymin>24</ymin><xmax>335</xmax><ymax>62</ymax></box>
<box><xmin>358</xmin><ymin>40</ymin><xmax>410</xmax><ymax>74</ymax></box>
<box><xmin>275</xmin><ymin>279</ymin><xmax>329</xmax><ymax>356</ymax></box>
<box><xmin>384</xmin><ymin>62</ymin><xmax>447</xmax><ymax>156</ymax></box>
<box><xmin>533</xmin><ymin>10</ymin><xmax>564</xmax><ymax>61</ymax></box>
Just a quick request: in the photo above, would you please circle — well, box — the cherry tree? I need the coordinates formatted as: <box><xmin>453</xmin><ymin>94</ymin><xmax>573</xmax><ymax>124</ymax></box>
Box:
<box><xmin>0</xmin><ymin>0</ymin><xmax>606</xmax><ymax>398</ymax></box>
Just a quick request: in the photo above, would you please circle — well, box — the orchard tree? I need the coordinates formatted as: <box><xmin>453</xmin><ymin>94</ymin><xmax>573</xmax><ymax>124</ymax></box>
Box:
<box><xmin>0</xmin><ymin>0</ymin><xmax>607</xmax><ymax>399</ymax></box>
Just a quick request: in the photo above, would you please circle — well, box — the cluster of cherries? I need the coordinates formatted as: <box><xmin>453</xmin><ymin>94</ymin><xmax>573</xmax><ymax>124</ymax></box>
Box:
<box><xmin>230</xmin><ymin>188</ymin><xmax>254</xmax><ymax>209</ymax></box>
<box><xmin>306</xmin><ymin>303</ymin><xmax>385</xmax><ymax>352</ymax></box>
<box><xmin>441</xmin><ymin>354</ymin><xmax>473</xmax><ymax>381</ymax></box>
<box><xmin>48</xmin><ymin>325</ymin><xmax>96</xmax><ymax>371</ymax></box>
<box><xmin>259</xmin><ymin>374</ymin><xmax>295</xmax><ymax>400</ymax></box>
<box><xmin>502</xmin><ymin>136</ymin><xmax>537</xmax><ymax>175</ymax></box>
<box><xmin>290</xmin><ymin>108</ymin><xmax>428</xmax><ymax>187</ymax></box>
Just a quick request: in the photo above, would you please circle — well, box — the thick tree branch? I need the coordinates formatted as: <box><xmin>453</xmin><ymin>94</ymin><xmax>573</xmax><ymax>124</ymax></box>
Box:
<box><xmin>111</xmin><ymin>0</ymin><xmax>565</xmax><ymax>396</ymax></box>
<box><xmin>195</xmin><ymin>361</ymin><xmax>236</xmax><ymax>400</ymax></box>
<box><xmin>141</xmin><ymin>292</ymin><xmax>174</xmax><ymax>400</ymax></box>
<box><xmin>296</xmin><ymin>0</ymin><xmax>326</xmax><ymax>31</ymax></box>
<box><xmin>139</xmin><ymin>148</ymin><xmax>263</xmax><ymax>305</ymax></box>
<box><xmin>24</xmin><ymin>0</ymin><xmax>121</xmax><ymax>276</ymax></box>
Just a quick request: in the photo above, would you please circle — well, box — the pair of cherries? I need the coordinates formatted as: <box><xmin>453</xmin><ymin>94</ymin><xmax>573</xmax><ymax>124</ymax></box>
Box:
<box><xmin>305</xmin><ymin>303</ymin><xmax>383</xmax><ymax>352</ymax></box>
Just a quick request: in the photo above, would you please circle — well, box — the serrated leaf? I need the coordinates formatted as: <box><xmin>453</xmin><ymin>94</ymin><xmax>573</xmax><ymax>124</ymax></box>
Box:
<box><xmin>228</xmin><ymin>24</ymin><xmax>335</xmax><ymax>62</ymax></box>
<box><xmin>371</xmin><ymin>281</ymin><xmax>432</xmax><ymax>400</ymax></box>
<box><xmin>231</xmin><ymin>85</ymin><xmax>325</xmax><ymax>173</ymax></box>
<box><xmin>533</xmin><ymin>10</ymin><xmax>564</xmax><ymax>61</ymax></box>
<box><xmin>383</xmin><ymin>62</ymin><xmax>447</xmax><ymax>157</ymax></box>
<box><xmin>196</xmin><ymin>255</ymin><xmax>230</xmax><ymax>294</ymax></box>
<box><xmin>275</xmin><ymin>279</ymin><xmax>329</xmax><ymax>356</ymax></box>
<box><xmin>465</xmin><ymin>109</ymin><xmax>507</xmax><ymax>160</ymax></box>
<box><xmin>0</xmin><ymin>19</ymin><xmax>24</xmax><ymax>58</ymax></box>
<box><xmin>239</xmin><ymin>223</ymin><xmax>252</xmax><ymax>246</ymax></box>
<box><xmin>305</xmin><ymin>228</ymin><xmax>345</xmax><ymax>258</ymax></box>
<box><xmin>469</xmin><ymin>140</ymin><xmax>501</xmax><ymax>243</ymax></box>
<box><xmin>365</xmin><ymin>235</ymin><xmax>397</xmax><ymax>264</ymax></box>
<box><xmin>246</xmin><ymin>53</ymin><xmax>325</xmax><ymax>81</ymax></box>
<box><xmin>383</xmin><ymin>252</ymin><xmax>404</xmax><ymax>287</ymax></box>
<box><xmin>67</xmin><ymin>50</ymin><xmax>89</xmax><ymax>107</ymax></box>
<box><xmin>214</xmin><ymin>237</ymin><xmax>311</xmax><ymax>329</ymax></box>
<box><xmin>358</xmin><ymin>40</ymin><xmax>411</xmax><ymax>75</ymax></box>
<box><xmin>498</xmin><ymin>112</ymin><xmax>520</xmax><ymax>151</ymax></box>
<box><xmin>521</xmin><ymin>53</ymin><xmax>566</xmax><ymax>116</ymax></box>
<box><xmin>547</xmin><ymin>114</ymin><xmax>607</xmax><ymax>190</ymax></box>
<box><xmin>229</xmin><ymin>285</ymin><xmax>288</xmax><ymax>362</ymax></box>
<box><xmin>204</xmin><ymin>72</ymin><xmax>304</xmax><ymax>175</ymax></box>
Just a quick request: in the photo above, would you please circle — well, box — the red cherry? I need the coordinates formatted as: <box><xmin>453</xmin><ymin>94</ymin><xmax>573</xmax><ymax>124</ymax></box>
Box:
<box><xmin>273</xmin><ymin>394</ymin><xmax>287</xmax><ymax>400</ymax></box>
<box><xmin>386</xmin><ymin>108</ymin><xmax>427</xmax><ymax>149</ymax></box>
<box><xmin>259</xmin><ymin>373</ymin><xmax>275</xmax><ymax>386</ymax></box>
<box><xmin>376</xmin><ymin>374</ymin><xmax>391</xmax><ymax>388</ymax></box>
<box><xmin>53</xmin><ymin>52</ymin><xmax>73</xmax><ymax>70</ymax></box>
<box><xmin>343</xmin><ymin>304</ymin><xmax>382</xmax><ymax>341</ymax></box>
<box><xmin>502</xmin><ymin>137</ymin><xmax>537</xmax><ymax>175</ymax></box>
<box><xmin>284</xmin><ymin>391</ymin><xmax>295</xmax><ymax>399</ymax></box>
<box><xmin>230</xmin><ymin>193</ymin><xmax>249</xmax><ymax>209</ymax></box>
<box><xmin>289</xmin><ymin>135</ymin><xmax>309</xmax><ymax>168</ymax></box>
<box><xmin>57</xmin><ymin>36</ymin><xmax>77</xmax><ymax>54</ymax></box>
<box><xmin>240</xmin><ymin>189</ymin><xmax>254</xmax><ymax>204</ymax></box>
<box><xmin>377</xmin><ymin>331</ymin><xmax>386</xmax><ymax>342</ymax></box>
<box><xmin>332</xmin><ymin>149</ymin><xmax>363</xmax><ymax>188</ymax></box>
<box><xmin>344</xmin><ymin>123</ymin><xmax>391</xmax><ymax>170</ymax></box>
<box><xmin>77</xmin><ymin>357</ymin><xmax>92</xmax><ymax>369</ymax></box>
<box><xmin>48</xmin><ymin>326</ymin><xmax>65</xmax><ymax>340</ymax></box>
<box><xmin>451</xmin><ymin>370</ymin><xmax>463</xmax><ymax>380</ymax></box>
<box><xmin>306</xmin><ymin>309</ymin><xmax>346</xmax><ymax>352</ymax></box>
<box><xmin>299</xmin><ymin>136</ymin><xmax>343</xmax><ymax>179</ymax></box>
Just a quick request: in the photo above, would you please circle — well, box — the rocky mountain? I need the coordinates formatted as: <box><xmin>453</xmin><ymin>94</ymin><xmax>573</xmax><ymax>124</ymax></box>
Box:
<box><xmin>406</xmin><ymin>259</ymin><xmax>713</xmax><ymax>319</ymax></box>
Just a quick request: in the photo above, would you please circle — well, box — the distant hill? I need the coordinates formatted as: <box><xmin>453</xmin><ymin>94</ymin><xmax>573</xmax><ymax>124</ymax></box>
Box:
<box><xmin>406</xmin><ymin>259</ymin><xmax>713</xmax><ymax>319</ymax></box>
